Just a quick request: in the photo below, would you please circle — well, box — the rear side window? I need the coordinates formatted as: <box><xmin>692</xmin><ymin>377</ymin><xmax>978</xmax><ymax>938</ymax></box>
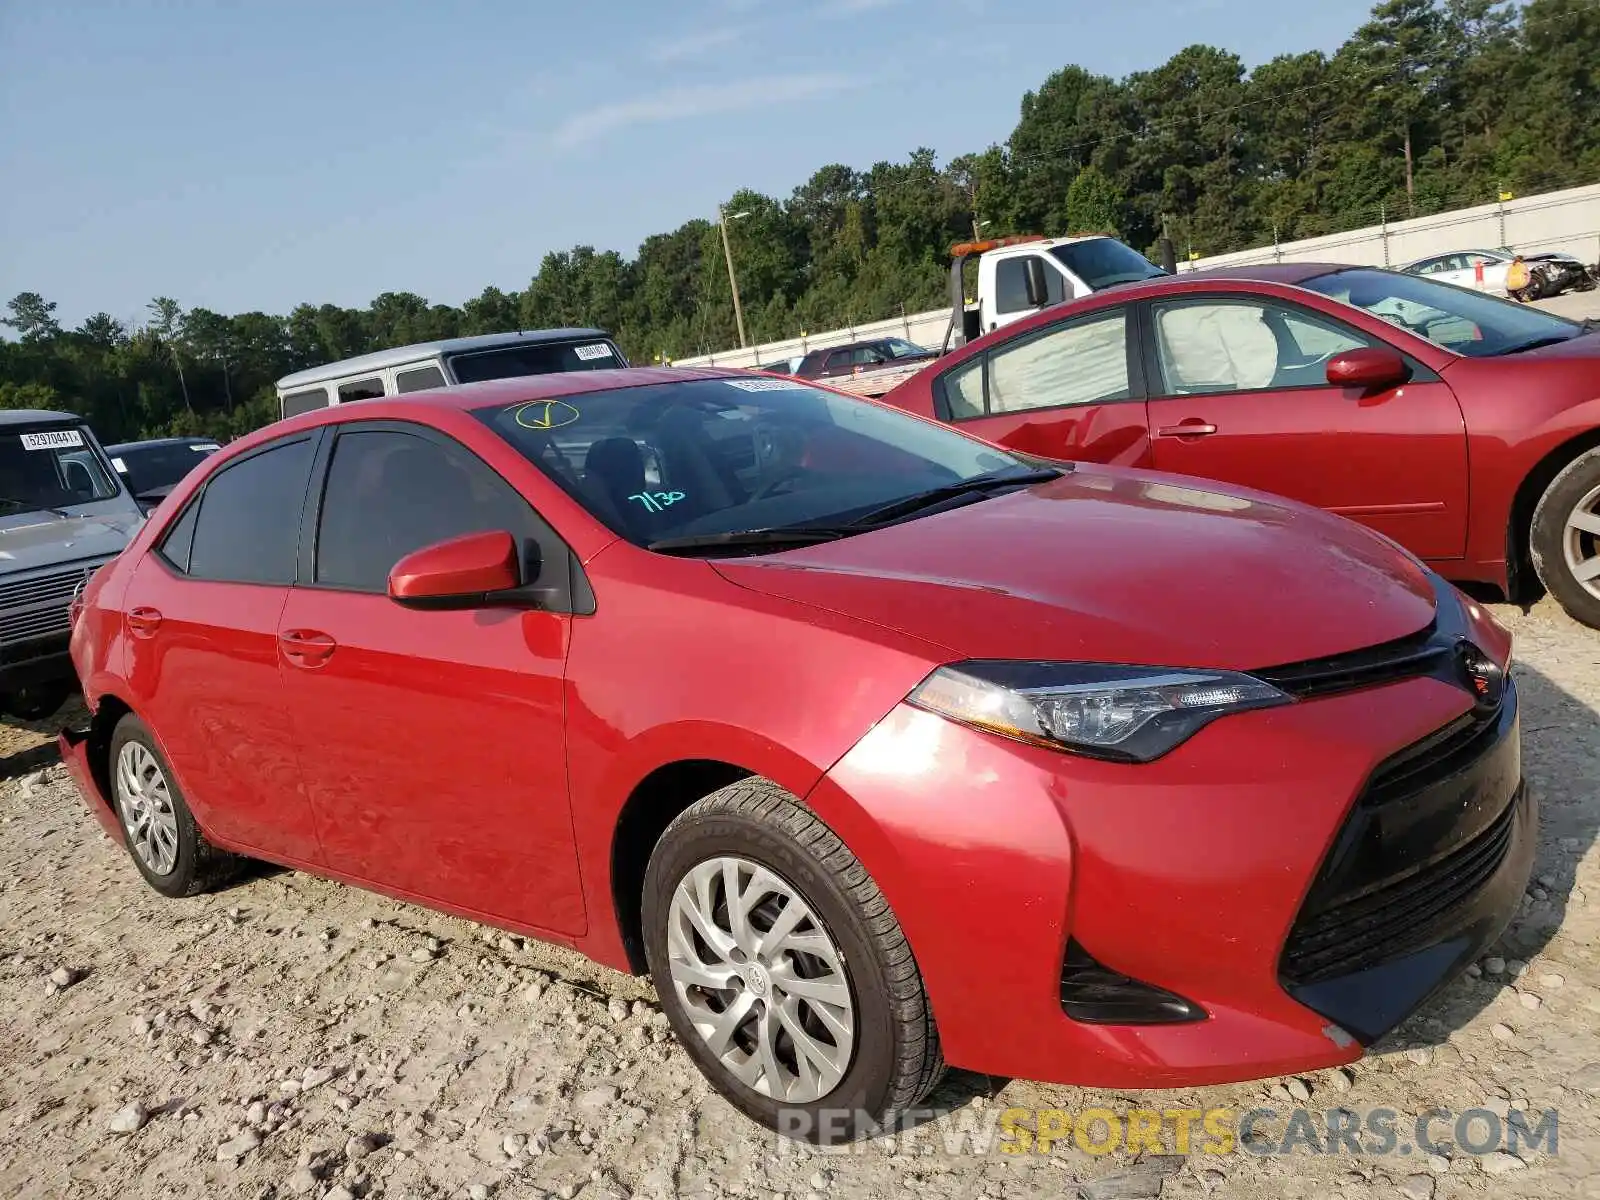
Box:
<box><xmin>395</xmin><ymin>364</ymin><xmax>447</xmax><ymax>393</ymax></box>
<box><xmin>281</xmin><ymin>388</ymin><xmax>329</xmax><ymax>417</ymax></box>
<box><xmin>338</xmin><ymin>377</ymin><xmax>385</xmax><ymax>403</ymax></box>
<box><xmin>186</xmin><ymin>439</ymin><xmax>314</xmax><ymax>585</ymax></box>
<box><xmin>313</xmin><ymin>428</ymin><xmax>537</xmax><ymax>593</ymax></box>
<box><xmin>156</xmin><ymin>500</ymin><xmax>200</xmax><ymax>573</ymax></box>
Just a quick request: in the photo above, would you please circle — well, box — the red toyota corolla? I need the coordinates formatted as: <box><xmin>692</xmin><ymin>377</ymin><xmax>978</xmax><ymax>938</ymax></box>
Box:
<box><xmin>62</xmin><ymin>368</ymin><xmax>1530</xmax><ymax>1142</ymax></box>
<box><xmin>882</xmin><ymin>263</ymin><xmax>1600</xmax><ymax>629</ymax></box>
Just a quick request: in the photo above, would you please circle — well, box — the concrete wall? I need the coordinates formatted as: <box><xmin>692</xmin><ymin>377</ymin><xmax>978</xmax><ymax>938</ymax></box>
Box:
<box><xmin>673</xmin><ymin>183</ymin><xmax>1600</xmax><ymax>371</ymax></box>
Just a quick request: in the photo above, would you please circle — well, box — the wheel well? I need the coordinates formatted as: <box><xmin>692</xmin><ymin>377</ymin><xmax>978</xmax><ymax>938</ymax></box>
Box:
<box><xmin>1507</xmin><ymin>428</ymin><xmax>1600</xmax><ymax>603</ymax></box>
<box><xmin>84</xmin><ymin>695</ymin><xmax>133</xmax><ymax>814</ymax></box>
<box><xmin>610</xmin><ymin>759</ymin><xmax>754</xmax><ymax>974</ymax></box>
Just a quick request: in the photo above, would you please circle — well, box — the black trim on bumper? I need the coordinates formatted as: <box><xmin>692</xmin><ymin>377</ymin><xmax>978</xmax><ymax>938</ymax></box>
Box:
<box><xmin>0</xmin><ymin>633</ymin><xmax>73</xmax><ymax>691</ymax></box>
<box><xmin>1060</xmin><ymin>939</ymin><xmax>1206</xmax><ymax>1024</ymax></box>
<box><xmin>1279</xmin><ymin>677</ymin><xmax>1532</xmax><ymax>1044</ymax></box>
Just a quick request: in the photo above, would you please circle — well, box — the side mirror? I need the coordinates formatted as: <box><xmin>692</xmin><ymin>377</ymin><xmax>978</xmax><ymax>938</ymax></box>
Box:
<box><xmin>388</xmin><ymin>530</ymin><xmax>522</xmax><ymax>610</ymax></box>
<box><xmin>1326</xmin><ymin>347</ymin><xmax>1410</xmax><ymax>390</ymax></box>
<box><xmin>1023</xmin><ymin>257</ymin><xmax>1050</xmax><ymax>308</ymax></box>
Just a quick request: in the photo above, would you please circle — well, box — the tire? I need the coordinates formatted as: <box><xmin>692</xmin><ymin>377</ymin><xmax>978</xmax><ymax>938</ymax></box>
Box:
<box><xmin>108</xmin><ymin>713</ymin><xmax>239</xmax><ymax>898</ymax></box>
<box><xmin>1530</xmin><ymin>447</ymin><xmax>1600</xmax><ymax>631</ymax></box>
<box><xmin>642</xmin><ymin>778</ymin><xmax>944</xmax><ymax>1143</ymax></box>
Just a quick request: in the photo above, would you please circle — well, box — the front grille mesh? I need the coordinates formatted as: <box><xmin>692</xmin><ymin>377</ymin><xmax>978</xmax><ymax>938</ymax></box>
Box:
<box><xmin>1281</xmin><ymin>795</ymin><xmax>1516</xmax><ymax>984</ymax></box>
<box><xmin>0</xmin><ymin>560</ymin><xmax>108</xmax><ymax>646</ymax></box>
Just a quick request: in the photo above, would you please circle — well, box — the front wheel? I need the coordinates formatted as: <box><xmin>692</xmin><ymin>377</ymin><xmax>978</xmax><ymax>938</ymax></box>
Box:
<box><xmin>1530</xmin><ymin>447</ymin><xmax>1600</xmax><ymax>631</ymax></box>
<box><xmin>642</xmin><ymin>779</ymin><xmax>943</xmax><ymax>1142</ymax></box>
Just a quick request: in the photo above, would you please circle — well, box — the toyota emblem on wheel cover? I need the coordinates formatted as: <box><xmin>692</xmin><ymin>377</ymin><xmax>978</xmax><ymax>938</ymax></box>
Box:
<box><xmin>1455</xmin><ymin>642</ymin><xmax>1504</xmax><ymax>709</ymax></box>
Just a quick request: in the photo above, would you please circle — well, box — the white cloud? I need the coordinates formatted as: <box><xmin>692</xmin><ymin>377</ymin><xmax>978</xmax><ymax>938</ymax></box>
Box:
<box><xmin>819</xmin><ymin>0</ymin><xmax>904</xmax><ymax>14</ymax></box>
<box><xmin>551</xmin><ymin>74</ymin><xmax>854</xmax><ymax>149</ymax></box>
<box><xmin>646</xmin><ymin>27</ymin><xmax>742</xmax><ymax>63</ymax></box>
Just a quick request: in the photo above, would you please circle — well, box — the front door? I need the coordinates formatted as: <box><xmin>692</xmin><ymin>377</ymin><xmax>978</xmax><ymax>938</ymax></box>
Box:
<box><xmin>276</xmin><ymin>422</ymin><xmax>585</xmax><ymax>935</ymax></box>
<box><xmin>121</xmin><ymin>434</ymin><xmax>323</xmax><ymax>862</ymax></box>
<box><xmin>1143</xmin><ymin>295</ymin><xmax>1469</xmax><ymax>561</ymax></box>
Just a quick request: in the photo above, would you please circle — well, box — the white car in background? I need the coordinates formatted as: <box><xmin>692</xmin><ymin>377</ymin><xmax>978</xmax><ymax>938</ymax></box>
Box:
<box><xmin>1402</xmin><ymin>247</ymin><xmax>1595</xmax><ymax>301</ymax></box>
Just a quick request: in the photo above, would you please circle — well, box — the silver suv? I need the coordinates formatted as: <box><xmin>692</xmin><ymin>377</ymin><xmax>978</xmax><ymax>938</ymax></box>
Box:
<box><xmin>0</xmin><ymin>410</ymin><xmax>146</xmax><ymax>719</ymax></box>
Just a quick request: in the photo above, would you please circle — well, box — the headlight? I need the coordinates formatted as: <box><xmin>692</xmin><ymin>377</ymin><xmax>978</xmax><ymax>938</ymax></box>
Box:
<box><xmin>906</xmin><ymin>661</ymin><xmax>1292</xmax><ymax>763</ymax></box>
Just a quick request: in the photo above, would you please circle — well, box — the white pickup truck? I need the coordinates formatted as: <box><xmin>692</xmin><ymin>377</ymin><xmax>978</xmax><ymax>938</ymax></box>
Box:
<box><xmin>940</xmin><ymin>233</ymin><xmax>1169</xmax><ymax>351</ymax></box>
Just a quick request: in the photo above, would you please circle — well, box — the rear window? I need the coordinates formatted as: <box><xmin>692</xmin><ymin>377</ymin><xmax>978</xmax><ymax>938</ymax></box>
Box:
<box><xmin>449</xmin><ymin>340</ymin><xmax>624</xmax><ymax>383</ymax></box>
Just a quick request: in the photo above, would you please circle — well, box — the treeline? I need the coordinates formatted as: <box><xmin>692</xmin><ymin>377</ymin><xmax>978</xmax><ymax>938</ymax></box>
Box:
<box><xmin>3</xmin><ymin>0</ymin><xmax>1597</xmax><ymax>444</ymax></box>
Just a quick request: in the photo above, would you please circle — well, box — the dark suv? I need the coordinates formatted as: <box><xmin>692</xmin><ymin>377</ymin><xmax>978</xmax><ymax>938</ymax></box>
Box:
<box><xmin>794</xmin><ymin>337</ymin><xmax>936</xmax><ymax>381</ymax></box>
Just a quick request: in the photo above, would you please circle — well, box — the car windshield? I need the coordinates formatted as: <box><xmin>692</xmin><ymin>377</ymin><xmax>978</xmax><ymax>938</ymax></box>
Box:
<box><xmin>475</xmin><ymin>376</ymin><xmax>1037</xmax><ymax>547</ymax></box>
<box><xmin>448</xmin><ymin>339</ymin><xmax>623</xmax><ymax>383</ymax></box>
<box><xmin>885</xmin><ymin>339</ymin><xmax>929</xmax><ymax>358</ymax></box>
<box><xmin>1050</xmin><ymin>239</ymin><xmax>1168</xmax><ymax>289</ymax></box>
<box><xmin>1302</xmin><ymin>267</ymin><xmax>1586</xmax><ymax>357</ymax></box>
<box><xmin>0</xmin><ymin>426</ymin><xmax>122</xmax><ymax>512</ymax></box>
<box><xmin>112</xmin><ymin>441</ymin><xmax>221</xmax><ymax>494</ymax></box>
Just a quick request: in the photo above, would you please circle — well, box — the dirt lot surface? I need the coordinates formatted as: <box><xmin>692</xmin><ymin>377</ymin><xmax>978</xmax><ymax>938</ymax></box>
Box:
<box><xmin>1</xmin><ymin>593</ymin><xmax>1596</xmax><ymax>1200</ymax></box>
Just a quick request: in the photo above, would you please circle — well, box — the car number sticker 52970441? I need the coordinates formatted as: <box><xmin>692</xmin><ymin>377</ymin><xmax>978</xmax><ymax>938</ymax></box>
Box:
<box><xmin>20</xmin><ymin>430</ymin><xmax>85</xmax><ymax>451</ymax></box>
<box><xmin>573</xmin><ymin>343</ymin><xmax>614</xmax><ymax>361</ymax></box>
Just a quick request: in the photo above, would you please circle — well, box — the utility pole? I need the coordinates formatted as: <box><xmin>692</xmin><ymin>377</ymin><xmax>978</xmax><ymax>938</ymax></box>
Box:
<box><xmin>717</xmin><ymin>204</ymin><xmax>749</xmax><ymax>349</ymax></box>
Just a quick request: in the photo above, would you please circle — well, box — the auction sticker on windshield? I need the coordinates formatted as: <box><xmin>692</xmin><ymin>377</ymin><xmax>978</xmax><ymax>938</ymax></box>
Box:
<box><xmin>20</xmin><ymin>430</ymin><xmax>84</xmax><ymax>450</ymax></box>
<box><xmin>573</xmin><ymin>344</ymin><xmax>614</xmax><ymax>361</ymax></box>
<box><xmin>724</xmin><ymin>378</ymin><xmax>808</xmax><ymax>392</ymax></box>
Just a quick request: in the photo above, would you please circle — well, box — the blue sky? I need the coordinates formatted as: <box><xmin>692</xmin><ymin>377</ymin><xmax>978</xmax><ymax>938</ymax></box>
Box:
<box><xmin>1</xmin><ymin>0</ymin><xmax>1376</xmax><ymax>328</ymax></box>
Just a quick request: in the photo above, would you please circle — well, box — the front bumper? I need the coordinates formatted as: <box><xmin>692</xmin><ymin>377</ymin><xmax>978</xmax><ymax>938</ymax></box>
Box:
<box><xmin>0</xmin><ymin>632</ymin><xmax>74</xmax><ymax>692</ymax></box>
<box><xmin>813</xmin><ymin>666</ymin><xmax>1528</xmax><ymax>1089</ymax></box>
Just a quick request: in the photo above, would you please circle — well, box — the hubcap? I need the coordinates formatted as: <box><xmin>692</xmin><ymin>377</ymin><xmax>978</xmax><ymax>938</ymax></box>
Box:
<box><xmin>1564</xmin><ymin>482</ymin><xmax>1600</xmax><ymax>601</ymax></box>
<box><xmin>115</xmin><ymin>742</ymin><xmax>180</xmax><ymax>876</ymax></box>
<box><xmin>665</xmin><ymin>856</ymin><xmax>856</xmax><ymax>1103</ymax></box>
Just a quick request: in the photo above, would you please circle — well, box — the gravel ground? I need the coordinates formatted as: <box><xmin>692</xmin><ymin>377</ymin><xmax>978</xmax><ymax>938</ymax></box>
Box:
<box><xmin>2</xmin><ymin>594</ymin><xmax>1597</xmax><ymax>1200</ymax></box>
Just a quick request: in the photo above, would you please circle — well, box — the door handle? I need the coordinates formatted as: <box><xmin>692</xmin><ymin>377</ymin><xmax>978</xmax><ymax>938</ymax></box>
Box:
<box><xmin>126</xmin><ymin>606</ymin><xmax>162</xmax><ymax>638</ymax></box>
<box><xmin>279</xmin><ymin>629</ymin><xmax>337</xmax><ymax>668</ymax></box>
<box><xmin>1155</xmin><ymin>421</ymin><xmax>1219</xmax><ymax>439</ymax></box>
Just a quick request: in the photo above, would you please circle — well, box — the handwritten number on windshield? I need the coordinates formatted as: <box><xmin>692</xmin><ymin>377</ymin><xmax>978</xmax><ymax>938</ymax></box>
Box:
<box><xmin>629</xmin><ymin>491</ymin><xmax>686</xmax><ymax>513</ymax></box>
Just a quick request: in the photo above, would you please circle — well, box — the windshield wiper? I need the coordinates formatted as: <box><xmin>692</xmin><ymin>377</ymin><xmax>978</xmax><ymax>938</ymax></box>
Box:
<box><xmin>0</xmin><ymin>496</ymin><xmax>72</xmax><ymax>519</ymax></box>
<box><xmin>647</xmin><ymin>527</ymin><xmax>854</xmax><ymax>555</ymax></box>
<box><xmin>1495</xmin><ymin>334</ymin><xmax>1580</xmax><ymax>355</ymax></box>
<box><xmin>846</xmin><ymin>467</ymin><xmax>1063</xmax><ymax>528</ymax></box>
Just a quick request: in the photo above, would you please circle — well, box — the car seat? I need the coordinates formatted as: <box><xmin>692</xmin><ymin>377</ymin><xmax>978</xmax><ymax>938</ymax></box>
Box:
<box><xmin>582</xmin><ymin>437</ymin><xmax>648</xmax><ymax>534</ymax></box>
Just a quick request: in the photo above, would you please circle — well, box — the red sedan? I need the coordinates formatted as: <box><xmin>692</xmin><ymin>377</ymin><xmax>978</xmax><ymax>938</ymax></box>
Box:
<box><xmin>62</xmin><ymin>368</ymin><xmax>1530</xmax><ymax>1142</ymax></box>
<box><xmin>883</xmin><ymin>264</ymin><xmax>1600</xmax><ymax>629</ymax></box>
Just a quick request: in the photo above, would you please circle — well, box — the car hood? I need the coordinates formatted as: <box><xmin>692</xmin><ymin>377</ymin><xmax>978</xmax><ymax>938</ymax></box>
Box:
<box><xmin>0</xmin><ymin>512</ymin><xmax>140</xmax><ymax>573</ymax></box>
<box><xmin>712</xmin><ymin>467</ymin><xmax>1438</xmax><ymax>670</ymax></box>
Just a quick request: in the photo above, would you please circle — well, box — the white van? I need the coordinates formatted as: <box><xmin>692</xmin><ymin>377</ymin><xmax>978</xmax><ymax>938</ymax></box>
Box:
<box><xmin>275</xmin><ymin>328</ymin><xmax>630</xmax><ymax>420</ymax></box>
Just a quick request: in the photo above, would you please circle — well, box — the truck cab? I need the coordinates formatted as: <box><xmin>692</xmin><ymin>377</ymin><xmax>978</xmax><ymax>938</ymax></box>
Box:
<box><xmin>0</xmin><ymin>410</ymin><xmax>147</xmax><ymax>719</ymax></box>
<box><xmin>275</xmin><ymin>328</ymin><xmax>630</xmax><ymax>420</ymax></box>
<box><xmin>944</xmin><ymin>234</ymin><xmax>1168</xmax><ymax>350</ymax></box>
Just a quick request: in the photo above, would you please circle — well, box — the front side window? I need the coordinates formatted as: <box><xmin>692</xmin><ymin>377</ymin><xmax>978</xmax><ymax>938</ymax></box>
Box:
<box><xmin>1151</xmin><ymin>299</ymin><xmax>1368</xmax><ymax>395</ymax></box>
<box><xmin>986</xmin><ymin>310</ymin><xmax>1130</xmax><ymax>413</ymax></box>
<box><xmin>314</xmin><ymin>428</ymin><xmax>536</xmax><ymax>593</ymax></box>
<box><xmin>1302</xmin><ymin>267</ymin><xmax>1585</xmax><ymax>357</ymax></box>
<box><xmin>185</xmin><ymin>438</ymin><xmax>314</xmax><ymax>584</ymax></box>
<box><xmin>0</xmin><ymin>426</ymin><xmax>122</xmax><ymax>515</ymax></box>
<box><xmin>474</xmin><ymin>377</ymin><xmax>1032</xmax><ymax>547</ymax></box>
<box><xmin>995</xmin><ymin>255</ymin><xmax>1066</xmax><ymax>315</ymax></box>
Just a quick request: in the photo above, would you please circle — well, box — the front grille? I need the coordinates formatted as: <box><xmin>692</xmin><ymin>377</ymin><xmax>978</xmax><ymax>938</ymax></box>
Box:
<box><xmin>1281</xmin><ymin>796</ymin><xmax>1516</xmax><ymax>983</ymax></box>
<box><xmin>0</xmin><ymin>560</ymin><xmax>108</xmax><ymax>647</ymax></box>
<box><xmin>1254</xmin><ymin>618</ymin><xmax>1447</xmax><ymax>699</ymax></box>
<box><xmin>1364</xmin><ymin>706</ymin><xmax>1504</xmax><ymax>807</ymax></box>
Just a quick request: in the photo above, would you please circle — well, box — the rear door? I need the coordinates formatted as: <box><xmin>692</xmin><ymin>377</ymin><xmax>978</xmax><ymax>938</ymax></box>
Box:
<box><xmin>1142</xmin><ymin>293</ymin><xmax>1469</xmax><ymax>560</ymax></box>
<box><xmin>928</xmin><ymin>304</ymin><xmax>1152</xmax><ymax>465</ymax></box>
<box><xmin>275</xmin><ymin>420</ymin><xmax>585</xmax><ymax>934</ymax></box>
<box><xmin>121</xmin><ymin>432</ymin><xmax>324</xmax><ymax>862</ymax></box>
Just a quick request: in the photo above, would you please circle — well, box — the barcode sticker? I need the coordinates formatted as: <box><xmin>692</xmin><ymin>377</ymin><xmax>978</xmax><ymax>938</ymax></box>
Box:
<box><xmin>723</xmin><ymin>378</ymin><xmax>808</xmax><ymax>392</ymax></box>
<box><xmin>195</xmin><ymin>443</ymin><xmax>221</xmax><ymax>452</ymax></box>
<box><xmin>111</xmin><ymin>457</ymin><xmax>127</xmax><ymax>472</ymax></box>
<box><xmin>20</xmin><ymin>430</ymin><xmax>84</xmax><ymax>450</ymax></box>
<box><xmin>573</xmin><ymin>343</ymin><xmax>614</xmax><ymax>361</ymax></box>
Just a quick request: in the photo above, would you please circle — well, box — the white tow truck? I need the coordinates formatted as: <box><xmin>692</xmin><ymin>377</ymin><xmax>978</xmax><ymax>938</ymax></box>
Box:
<box><xmin>940</xmin><ymin>233</ymin><xmax>1169</xmax><ymax>351</ymax></box>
